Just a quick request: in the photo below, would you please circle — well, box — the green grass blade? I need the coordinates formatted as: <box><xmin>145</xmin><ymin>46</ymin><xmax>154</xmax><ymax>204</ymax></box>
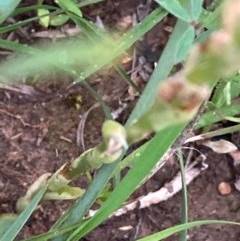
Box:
<box><xmin>11</xmin><ymin>5</ymin><xmax>58</xmax><ymax>16</ymax></box>
<box><xmin>174</xmin><ymin>25</ymin><xmax>194</xmax><ymax>64</ymax></box>
<box><xmin>0</xmin><ymin>188</ymin><xmax>46</xmax><ymax>241</ymax></box>
<box><xmin>178</xmin><ymin>150</ymin><xmax>188</xmax><ymax>241</ymax></box>
<box><xmin>196</xmin><ymin>103</ymin><xmax>240</xmax><ymax>128</ymax></box>
<box><xmin>190</xmin><ymin>0</ymin><xmax>203</xmax><ymax>20</ymax></box>
<box><xmin>0</xmin><ymin>0</ymin><xmax>21</xmax><ymax>24</ymax></box>
<box><xmin>20</xmin><ymin>220</ymin><xmax>88</xmax><ymax>241</ymax></box>
<box><xmin>135</xmin><ymin>220</ymin><xmax>240</xmax><ymax>241</ymax></box>
<box><xmin>66</xmin><ymin>123</ymin><xmax>186</xmax><ymax>240</ymax></box>
<box><xmin>126</xmin><ymin>19</ymin><xmax>189</xmax><ymax>125</ymax></box>
<box><xmin>155</xmin><ymin>0</ymin><xmax>190</xmax><ymax>22</ymax></box>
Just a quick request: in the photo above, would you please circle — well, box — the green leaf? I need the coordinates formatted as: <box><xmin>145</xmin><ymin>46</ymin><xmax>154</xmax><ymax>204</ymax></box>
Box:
<box><xmin>55</xmin><ymin>0</ymin><xmax>82</xmax><ymax>17</ymax></box>
<box><xmin>178</xmin><ymin>150</ymin><xmax>188</xmax><ymax>241</ymax></box>
<box><xmin>50</xmin><ymin>14</ymin><xmax>69</xmax><ymax>26</ymax></box>
<box><xmin>174</xmin><ymin>25</ymin><xmax>195</xmax><ymax>63</ymax></box>
<box><xmin>135</xmin><ymin>220</ymin><xmax>240</xmax><ymax>241</ymax></box>
<box><xmin>155</xmin><ymin>0</ymin><xmax>190</xmax><ymax>22</ymax></box>
<box><xmin>0</xmin><ymin>188</ymin><xmax>46</xmax><ymax>241</ymax></box>
<box><xmin>0</xmin><ymin>214</ymin><xmax>17</xmax><ymax>237</ymax></box>
<box><xmin>190</xmin><ymin>0</ymin><xmax>203</xmax><ymax>20</ymax></box>
<box><xmin>196</xmin><ymin>103</ymin><xmax>240</xmax><ymax>129</ymax></box>
<box><xmin>37</xmin><ymin>8</ymin><xmax>50</xmax><ymax>28</ymax></box>
<box><xmin>0</xmin><ymin>0</ymin><xmax>21</xmax><ymax>24</ymax></box>
<box><xmin>126</xmin><ymin>19</ymin><xmax>189</xmax><ymax>125</ymax></box>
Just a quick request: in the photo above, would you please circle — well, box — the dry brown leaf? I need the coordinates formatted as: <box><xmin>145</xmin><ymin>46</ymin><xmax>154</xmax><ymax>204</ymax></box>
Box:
<box><xmin>202</xmin><ymin>139</ymin><xmax>237</xmax><ymax>153</ymax></box>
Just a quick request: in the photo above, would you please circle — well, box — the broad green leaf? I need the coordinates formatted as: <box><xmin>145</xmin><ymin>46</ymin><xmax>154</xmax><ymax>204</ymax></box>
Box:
<box><xmin>0</xmin><ymin>0</ymin><xmax>21</xmax><ymax>24</ymax></box>
<box><xmin>190</xmin><ymin>0</ymin><xmax>203</xmax><ymax>20</ymax></box>
<box><xmin>55</xmin><ymin>0</ymin><xmax>82</xmax><ymax>17</ymax></box>
<box><xmin>135</xmin><ymin>220</ymin><xmax>240</xmax><ymax>241</ymax></box>
<box><xmin>174</xmin><ymin>25</ymin><xmax>195</xmax><ymax>63</ymax></box>
<box><xmin>155</xmin><ymin>0</ymin><xmax>190</xmax><ymax>22</ymax></box>
<box><xmin>50</xmin><ymin>14</ymin><xmax>69</xmax><ymax>26</ymax></box>
<box><xmin>37</xmin><ymin>8</ymin><xmax>50</xmax><ymax>28</ymax></box>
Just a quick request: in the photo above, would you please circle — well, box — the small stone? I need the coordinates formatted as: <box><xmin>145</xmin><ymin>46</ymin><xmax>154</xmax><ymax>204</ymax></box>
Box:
<box><xmin>218</xmin><ymin>182</ymin><xmax>231</xmax><ymax>195</ymax></box>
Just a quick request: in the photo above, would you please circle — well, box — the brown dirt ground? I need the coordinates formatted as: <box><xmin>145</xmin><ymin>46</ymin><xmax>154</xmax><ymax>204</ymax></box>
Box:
<box><xmin>1</xmin><ymin>0</ymin><xmax>240</xmax><ymax>241</ymax></box>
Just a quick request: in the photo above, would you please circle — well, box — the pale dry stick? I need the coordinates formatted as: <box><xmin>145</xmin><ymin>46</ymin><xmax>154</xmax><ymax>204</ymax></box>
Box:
<box><xmin>76</xmin><ymin>102</ymin><xmax>100</xmax><ymax>150</ymax></box>
<box><xmin>115</xmin><ymin>156</ymin><xmax>208</xmax><ymax>217</ymax></box>
<box><xmin>88</xmin><ymin>155</ymin><xmax>208</xmax><ymax>218</ymax></box>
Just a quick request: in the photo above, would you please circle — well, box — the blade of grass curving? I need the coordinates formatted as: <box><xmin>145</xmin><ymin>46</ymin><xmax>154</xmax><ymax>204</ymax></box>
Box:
<box><xmin>126</xmin><ymin>19</ymin><xmax>189</xmax><ymax>125</ymax></box>
<box><xmin>11</xmin><ymin>5</ymin><xmax>58</xmax><ymax>16</ymax></box>
<box><xmin>134</xmin><ymin>220</ymin><xmax>240</xmax><ymax>241</ymax></box>
<box><xmin>0</xmin><ymin>0</ymin><xmax>21</xmax><ymax>24</ymax></box>
<box><xmin>65</xmin><ymin>123</ymin><xmax>186</xmax><ymax>240</ymax></box>
<box><xmin>0</xmin><ymin>187</ymin><xmax>46</xmax><ymax>241</ymax></box>
<box><xmin>178</xmin><ymin>150</ymin><xmax>188</xmax><ymax>241</ymax></box>
<box><xmin>196</xmin><ymin>103</ymin><xmax>240</xmax><ymax>128</ymax></box>
<box><xmin>155</xmin><ymin>0</ymin><xmax>190</xmax><ymax>22</ymax></box>
<box><xmin>20</xmin><ymin>219</ymin><xmax>89</xmax><ymax>241</ymax></box>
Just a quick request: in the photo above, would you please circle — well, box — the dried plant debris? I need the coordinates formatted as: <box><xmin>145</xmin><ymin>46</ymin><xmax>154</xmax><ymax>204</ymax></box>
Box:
<box><xmin>201</xmin><ymin>139</ymin><xmax>238</xmax><ymax>154</ymax></box>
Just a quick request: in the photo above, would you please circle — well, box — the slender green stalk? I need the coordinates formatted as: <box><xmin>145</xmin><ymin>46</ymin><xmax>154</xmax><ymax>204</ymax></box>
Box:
<box><xmin>178</xmin><ymin>150</ymin><xmax>188</xmax><ymax>241</ymax></box>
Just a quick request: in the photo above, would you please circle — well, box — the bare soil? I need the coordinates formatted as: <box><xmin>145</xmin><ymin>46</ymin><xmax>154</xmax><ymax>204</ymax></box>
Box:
<box><xmin>1</xmin><ymin>1</ymin><xmax>240</xmax><ymax>241</ymax></box>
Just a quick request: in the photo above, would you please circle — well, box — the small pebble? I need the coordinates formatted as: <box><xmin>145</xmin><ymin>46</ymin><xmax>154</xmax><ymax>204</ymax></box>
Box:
<box><xmin>218</xmin><ymin>182</ymin><xmax>231</xmax><ymax>195</ymax></box>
